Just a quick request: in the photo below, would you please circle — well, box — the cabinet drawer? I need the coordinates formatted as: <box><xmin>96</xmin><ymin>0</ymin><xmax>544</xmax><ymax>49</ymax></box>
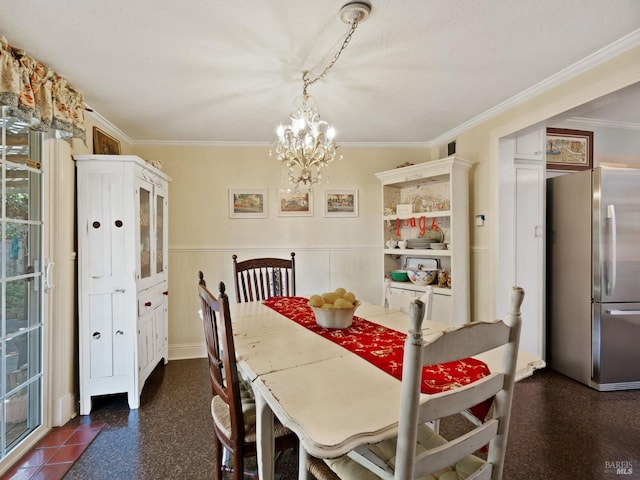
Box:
<box><xmin>387</xmin><ymin>286</ymin><xmax>453</xmax><ymax>326</ymax></box>
<box><xmin>138</xmin><ymin>284</ymin><xmax>167</xmax><ymax>316</ymax></box>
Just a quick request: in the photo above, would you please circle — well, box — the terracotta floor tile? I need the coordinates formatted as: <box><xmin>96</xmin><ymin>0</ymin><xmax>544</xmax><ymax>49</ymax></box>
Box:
<box><xmin>35</xmin><ymin>429</ymin><xmax>74</xmax><ymax>448</ymax></box>
<box><xmin>46</xmin><ymin>444</ymin><xmax>87</xmax><ymax>464</ymax></box>
<box><xmin>30</xmin><ymin>464</ymin><xmax>70</xmax><ymax>480</ymax></box>
<box><xmin>2</xmin><ymin>423</ymin><xmax>104</xmax><ymax>480</ymax></box>
<box><xmin>12</xmin><ymin>449</ymin><xmax>55</xmax><ymax>469</ymax></box>
<box><xmin>63</xmin><ymin>429</ymin><xmax>97</xmax><ymax>445</ymax></box>
<box><xmin>2</xmin><ymin>465</ymin><xmax>40</xmax><ymax>480</ymax></box>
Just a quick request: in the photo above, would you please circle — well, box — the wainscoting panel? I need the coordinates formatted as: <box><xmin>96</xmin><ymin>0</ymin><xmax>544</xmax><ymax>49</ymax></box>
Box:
<box><xmin>168</xmin><ymin>246</ymin><xmax>381</xmax><ymax>360</ymax></box>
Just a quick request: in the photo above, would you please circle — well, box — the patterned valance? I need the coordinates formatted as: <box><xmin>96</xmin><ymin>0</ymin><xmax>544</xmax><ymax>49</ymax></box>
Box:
<box><xmin>0</xmin><ymin>35</ymin><xmax>85</xmax><ymax>140</ymax></box>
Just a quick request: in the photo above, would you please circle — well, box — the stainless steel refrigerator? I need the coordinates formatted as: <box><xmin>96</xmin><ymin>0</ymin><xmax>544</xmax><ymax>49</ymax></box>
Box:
<box><xmin>547</xmin><ymin>166</ymin><xmax>640</xmax><ymax>391</ymax></box>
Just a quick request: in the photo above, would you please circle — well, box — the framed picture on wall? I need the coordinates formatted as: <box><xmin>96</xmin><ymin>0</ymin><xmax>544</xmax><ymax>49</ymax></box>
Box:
<box><xmin>277</xmin><ymin>189</ymin><xmax>313</xmax><ymax>216</ymax></box>
<box><xmin>92</xmin><ymin>126</ymin><xmax>121</xmax><ymax>155</ymax></box>
<box><xmin>546</xmin><ymin>128</ymin><xmax>593</xmax><ymax>171</ymax></box>
<box><xmin>325</xmin><ymin>190</ymin><xmax>358</xmax><ymax>217</ymax></box>
<box><xmin>229</xmin><ymin>189</ymin><xmax>268</xmax><ymax>218</ymax></box>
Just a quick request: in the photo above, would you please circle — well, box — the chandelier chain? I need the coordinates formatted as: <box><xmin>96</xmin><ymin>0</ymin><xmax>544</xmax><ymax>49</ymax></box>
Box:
<box><xmin>302</xmin><ymin>18</ymin><xmax>359</xmax><ymax>96</ymax></box>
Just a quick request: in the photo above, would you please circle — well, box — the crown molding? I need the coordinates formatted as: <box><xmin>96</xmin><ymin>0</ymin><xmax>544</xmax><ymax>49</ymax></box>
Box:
<box><xmin>428</xmin><ymin>28</ymin><xmax>640</xmax><ymax>147</ymax></box>
<box><xmin>85</xmin><ymin>105</ymin><xmax>134</xmax><ymax>144</ymax></box>
<box><xmin>569</xmin><ymin>117</ymin><xmax>640</xmax><ymax>131</ymax></box>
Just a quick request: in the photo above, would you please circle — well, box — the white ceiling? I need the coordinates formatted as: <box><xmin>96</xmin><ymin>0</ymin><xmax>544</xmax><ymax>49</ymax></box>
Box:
<box><xmin>1</xmin><ymin>0</ymin><xmax>639</xmax><ymax>146</ymax></box>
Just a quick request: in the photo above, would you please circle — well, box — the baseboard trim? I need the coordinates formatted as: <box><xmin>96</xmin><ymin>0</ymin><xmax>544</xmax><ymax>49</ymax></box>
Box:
<box><xmin>53</xmin><ymin>393</ymin><xmax>75</xmax><ymax>427</ymax></box>
<box><xmin>169</xmin><ymin>342</ymin><xmax>206</xmax><ymax>360</ymax></box>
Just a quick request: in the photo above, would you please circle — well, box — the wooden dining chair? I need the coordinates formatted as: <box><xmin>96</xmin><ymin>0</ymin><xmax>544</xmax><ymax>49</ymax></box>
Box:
<box><xmin>232</xmin><ymin>252</ymin><xmax>296</xmax><ymax>303</ymax></box>
<box><xmin>198</xmin><ymin>273</ymin><xmax>299</xmax><ymax>480</ymax></box>
<box><xmin>307</xmin><ymin>286</ymin><xmax>524</xmax><ymax>480</ymax></box>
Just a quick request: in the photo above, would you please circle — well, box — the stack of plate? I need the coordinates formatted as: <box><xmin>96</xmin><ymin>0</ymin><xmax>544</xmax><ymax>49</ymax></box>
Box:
<box><xmin>406</xmin><ymin>238</ymin><xmax>431</xmax><ymax>249</ymax></box>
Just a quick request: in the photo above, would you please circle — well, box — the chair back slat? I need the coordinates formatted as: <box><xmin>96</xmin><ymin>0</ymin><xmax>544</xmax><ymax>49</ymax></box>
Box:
<box><xmin>414</xmin><ymin>420</ymin><xmax>499</xmax><ymax>477</ymax></box>
<box><xmin>417</xmin><ymin>373</ymin><xmax>505</xmax><ymax>423</ymax></box>
<box><xmin>232</xmin><ymin>253</ymin><xmax>296</xmax><ymax>303</ymax></box>
<box><xmin>420</xmin><ymin>321</ymin><xmax>511</xmax><ymax>366</ymax></box>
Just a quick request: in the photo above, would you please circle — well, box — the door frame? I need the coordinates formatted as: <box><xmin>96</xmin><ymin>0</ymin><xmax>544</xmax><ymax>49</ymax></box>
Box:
<box><xmin>496</xmin><ymin>127</ymin><xmax>547</xmax><ymax>359</ymax></box>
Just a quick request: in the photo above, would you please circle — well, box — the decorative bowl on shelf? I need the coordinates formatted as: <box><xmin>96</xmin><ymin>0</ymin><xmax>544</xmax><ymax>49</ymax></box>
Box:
<box><xmin>390</xmin><ymin>270</ymin><xmax>409</xmax><ymax>282</ymax></box>
<box><xmin>310</xmin><ymin>301</ymin><xmax>361</xmax><ymax>329</ymax></box>
<box><xmin>407</xmin><ymin>269</ymin><xmax>438</xmax><ymax>286</ymax></box>
<box><xmin>430</xmin><ymin>243</ymin><xmax>447</xmax><ymax>250</ymax></box>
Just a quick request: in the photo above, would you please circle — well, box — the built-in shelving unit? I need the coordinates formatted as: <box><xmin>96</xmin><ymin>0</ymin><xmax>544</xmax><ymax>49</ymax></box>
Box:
<box><xmin>375</xmin><ymin>156</ymin><xmax>471</xmax><ymax>326</ymax></box>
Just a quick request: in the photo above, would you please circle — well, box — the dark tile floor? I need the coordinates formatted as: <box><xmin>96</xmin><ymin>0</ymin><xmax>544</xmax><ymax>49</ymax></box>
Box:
<box><xmin>5</xmin><ymin>358</ymin><xmax>640</xmax><ymax>479</ymax></box>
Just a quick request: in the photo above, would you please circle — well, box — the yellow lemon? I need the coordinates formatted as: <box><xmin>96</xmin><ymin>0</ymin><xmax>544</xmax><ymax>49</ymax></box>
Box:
<box><xmin>334</xmin><ymin>298</ymin><xmax>353</xmax><ymax>309</ymax></box>
<box><xmin>322</xmin><ymin>292</ymin><xmax>341</xmax><ymax>304</ymax></box>
<box><xmin>309</xmin><ymin>295</ymin><xmax>324</xmax><ymax>307</ymax></box>
<box><xmin>343</xmin><ymin>292</ymin><xmax>356</xmax><ymax>304</ymax></box>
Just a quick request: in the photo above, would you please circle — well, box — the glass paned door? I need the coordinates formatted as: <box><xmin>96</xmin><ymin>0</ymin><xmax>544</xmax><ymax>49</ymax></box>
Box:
<box><xmin>0</xmin><ymin>108</ymin><xmax>43</xmax><ymax>459</ymax></box>
<box><xmin>155</xmin><ymin>191</ymin><xmax>165</xmax><ymax>275</ymax></box>
<box><xmin>138</xmin><ymin>185</ymin><xmax>151</xmax><ymax>280</ymax></box>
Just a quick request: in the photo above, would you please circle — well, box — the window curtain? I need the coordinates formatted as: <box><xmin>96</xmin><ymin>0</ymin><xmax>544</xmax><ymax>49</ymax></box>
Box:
<box><xmin>0</xmin><ymin>35</ymin><xmax>85</xmax><ymax>141</ymax></box>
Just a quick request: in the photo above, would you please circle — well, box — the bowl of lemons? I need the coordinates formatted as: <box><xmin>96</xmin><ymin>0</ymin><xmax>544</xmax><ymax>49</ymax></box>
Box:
<box><xmin>308</xmin><ymin>288</ymin><xmax>360</xmax><ymax>329</ymax></box>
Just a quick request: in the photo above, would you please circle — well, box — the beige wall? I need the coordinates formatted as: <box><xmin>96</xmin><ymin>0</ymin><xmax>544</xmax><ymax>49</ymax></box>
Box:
<box><xmin>64</xmin><ymin>45</ymin><xmax>640</xmax><ymax>361</ymax></box>
<box><xmin>453</xmin><ymin>45</ymin><xmax>640</xmax><ymax>320</ymax></box>
<box><xmin>131</xmin><ymin>144</ymin><xmax>428</xmax><ymax>357</ymax></box>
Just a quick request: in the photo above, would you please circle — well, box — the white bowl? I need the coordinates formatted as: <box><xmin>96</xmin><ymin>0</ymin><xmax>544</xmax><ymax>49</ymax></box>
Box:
<box><xmin>310</xmin><ymin>301</ymin><xmax>360</xmax><ymax>329</ymax></box>
<box><xmin>430</xmin><ymin>243</ymin><xmax>446</xmax><ymax>250</ymax></box>
<box><xmin>407</xmin><ymin>269</ymin><xmax>437</xmax><ymax>286</ymax></box>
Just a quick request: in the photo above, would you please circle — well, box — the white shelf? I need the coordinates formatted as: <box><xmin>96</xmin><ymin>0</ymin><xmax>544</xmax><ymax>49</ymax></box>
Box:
<box><xmin>383</xmin><ymin>211</ymin><xmax>450</xmax><ymax>221</ymax></box>
<box><xmin>387</xmin><ymin>281</ymin><xmax>452</xmax><ymax>296</ymax></box>
<box><xmin>376</xmin><ymin>156</ymin><xmax>471</xmax><ymax>327</ymax></box>
<box><xmin>384</xmin><ymin>248</ymin><xmax>451</xmax><ymax>256</ymax></box>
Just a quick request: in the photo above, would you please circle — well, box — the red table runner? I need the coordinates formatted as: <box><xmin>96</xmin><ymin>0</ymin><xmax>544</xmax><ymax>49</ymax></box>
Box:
<box><xmin>263</xmin><ymin>296</ymin><xmax>492</xmax><ymax>420</ymax></box>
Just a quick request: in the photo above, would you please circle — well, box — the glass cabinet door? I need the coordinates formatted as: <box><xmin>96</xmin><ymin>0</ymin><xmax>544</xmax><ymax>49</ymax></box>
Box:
<box><xmin>155</xmin><ymin>191</ymin><xmax>165</xmax><ymax>275</ymax></box>
<box><xmin>138</xmin><ymin>184</ymin><xmax>151</xmax><ymax>281</ymax></box>
<box><xmin>0</xmin><ymin>107</ymin><xmax>43</xmax><ymax>460</ymax></box>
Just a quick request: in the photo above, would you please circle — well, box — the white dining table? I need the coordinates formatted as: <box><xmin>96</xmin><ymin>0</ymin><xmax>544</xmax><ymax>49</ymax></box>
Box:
<box><xmin>228</xmin><ymin>299</ymin><xmax>545</xmax><ymax>480</ymax></box>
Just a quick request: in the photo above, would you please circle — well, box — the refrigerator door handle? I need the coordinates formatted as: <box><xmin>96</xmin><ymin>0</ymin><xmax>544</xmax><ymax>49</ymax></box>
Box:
<box><xmin>605</xmin><ymin>204</ymin><xmax>617</xmax><ymax>295</ymax></box>
<box><xmin>606</xmin><ymin>309</ymin><xmax>640</xmax><ymax>315</ymax></box>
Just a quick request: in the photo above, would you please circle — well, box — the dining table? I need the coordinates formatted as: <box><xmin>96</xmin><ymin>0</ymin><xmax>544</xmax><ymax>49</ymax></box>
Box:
<box><xmin>228</xmin><ymin>297</ymin><xmax>545</xmax><ymax>480</ymax></box>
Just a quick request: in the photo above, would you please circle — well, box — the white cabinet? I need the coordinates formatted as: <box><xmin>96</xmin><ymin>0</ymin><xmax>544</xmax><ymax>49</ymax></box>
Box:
<box><xmin>514</xmin><ymin>129</ymin><xmax>544</xmax><ymax>160</ymax></box>
<box><xmin>375</xmin><ymin>156</ymin><xmax>471</xmax><ymax>326</ymax></box>
<box><xmin>75</xmin><ymin>155</ymin><xmax>170</xmax><ymax>414</ymax></box>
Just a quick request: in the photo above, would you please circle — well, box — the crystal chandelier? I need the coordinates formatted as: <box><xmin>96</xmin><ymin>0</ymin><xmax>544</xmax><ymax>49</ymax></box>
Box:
<box><xmin>273</xmin><ymin>2</ymin><xmax>371</xmax><ymax>191</ymax></box>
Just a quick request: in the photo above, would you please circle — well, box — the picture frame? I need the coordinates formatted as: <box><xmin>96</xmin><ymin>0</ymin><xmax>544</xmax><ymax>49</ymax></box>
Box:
<box><xmin>325</xmin><ymin>189</ymin><xmax>358</xmax><ymax>217</ymax></box>
<box><xmin>277</xmin><ymin>189</ymin><xmax>313</xmax><ymax>217</ymax></box>
<box><xmin>229</xmin><ymin>189</ymin><xmax>268</xmax><ymax>218</ymax></box>
<box><xmin>92</xmin><ymin>126</ymin><xmax>121</xmax><ymax>155</ymax></box>
<box><xmin>546</xmin><ymin>128</ymin><xmax>593</xmax><ymax>171</ymax></box>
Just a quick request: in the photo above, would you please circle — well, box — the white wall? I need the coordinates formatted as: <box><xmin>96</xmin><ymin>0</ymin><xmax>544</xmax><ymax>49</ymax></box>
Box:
<box><xmin>131</xmin><ymin>144</ymin><xmax>430</xmax><ymax>357</ymax></box>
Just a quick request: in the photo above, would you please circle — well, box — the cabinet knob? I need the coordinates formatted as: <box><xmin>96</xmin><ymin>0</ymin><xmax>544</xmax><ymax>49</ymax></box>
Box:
<box><xmin>92</xmin><ymin>332</ymin><xmax>101</xmax><ymax>340</ymax></box>
<box><xmin>116</xmin><ymin>330</ymin><xmax>124</xmax><ymax>336</ymax></box>
<box><xmin>145</xmin><ymin>301</ymin><xmax>152</xmax><ymax>307</ymax></box>
<box><xmin>115</xmin><ymin>220</ymin><xmax>123</xmax><ymax>228</ymax></box>
<box><xmin>163</xmin><ymin>291</ymin><xmax>169</xmax><ymax>296</ymax></box>
<box><xmin>92</xmin><ymin>221</ymin><xmax>101</xmax><ymax>229</ymax></box>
